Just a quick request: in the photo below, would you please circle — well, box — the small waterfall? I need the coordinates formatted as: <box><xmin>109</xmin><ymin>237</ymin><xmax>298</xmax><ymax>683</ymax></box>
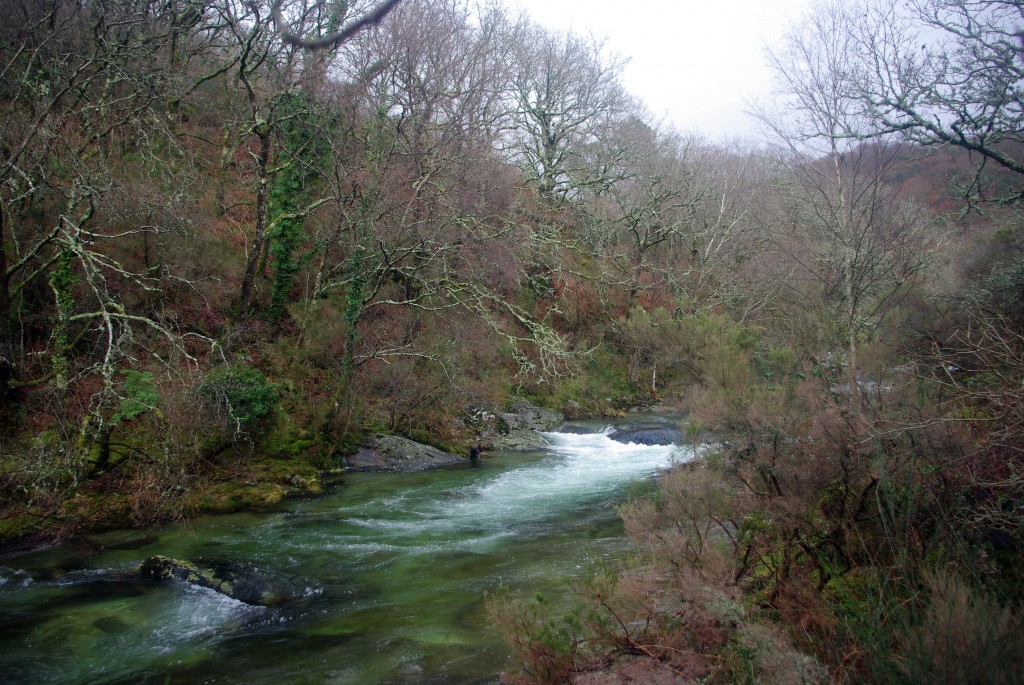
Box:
<box><xmin>438</xmin><ymin>428</ymin><xmax>688</xmax><ymax>530</ymax></box>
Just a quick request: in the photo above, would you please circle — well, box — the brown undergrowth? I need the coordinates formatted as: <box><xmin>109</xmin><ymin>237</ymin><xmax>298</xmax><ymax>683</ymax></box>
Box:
<box><xmin>492</xmin><ymin>340</ymin><xmax>1024</xmax><ymax>683</ymax></box>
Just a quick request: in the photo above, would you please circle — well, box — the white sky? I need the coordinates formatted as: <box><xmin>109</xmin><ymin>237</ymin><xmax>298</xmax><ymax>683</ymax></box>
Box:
<box><xmin>509</xmin><ymin>0</ymin><xmax>813</xmax><ymax>141</ymax></box>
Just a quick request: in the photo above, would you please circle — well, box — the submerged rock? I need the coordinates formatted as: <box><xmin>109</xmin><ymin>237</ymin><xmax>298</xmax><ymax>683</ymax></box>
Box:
<box><xmin>607</xmin><ymin>422</ymin><xmax>683</xmax><ymax>446</ymax></box>
<box><xmin>344</xmin><ymin>434</ymin><xmax>466</xmax><ymax>472</ymax></box>
<box><xmin>139</xmin><ymin>555</ymin><xmax>285</xmax><ymax>606</ymax></box>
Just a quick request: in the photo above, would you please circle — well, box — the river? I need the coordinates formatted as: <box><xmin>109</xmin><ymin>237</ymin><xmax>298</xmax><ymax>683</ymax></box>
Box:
<box><xmin>0</xmin><ymin>421</ymin><xmax>693</xmax><ymax>684</ymax></box>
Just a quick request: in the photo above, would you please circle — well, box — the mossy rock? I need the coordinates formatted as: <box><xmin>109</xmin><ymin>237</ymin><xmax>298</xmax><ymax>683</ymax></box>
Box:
<box><xmin>139</xmin><ymin>555</ymin><xmax>287</xmax><ymax>606</ymax></box>
<box><xmin>499</xmin><ymin>401</ymin><xmax>563</xmax><ymax>432</ymax></box>
<box><xmin>250</xmin><ymin>457</ymin><xmax>324</xmax><ymax>496</ymax></box>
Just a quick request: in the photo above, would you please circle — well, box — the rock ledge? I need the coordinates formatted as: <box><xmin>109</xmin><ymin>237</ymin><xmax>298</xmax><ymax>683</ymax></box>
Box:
<box><xmin>344</xmin><ymin>434</ymin><xmax>466</xmax><ymax>472</ymax></box>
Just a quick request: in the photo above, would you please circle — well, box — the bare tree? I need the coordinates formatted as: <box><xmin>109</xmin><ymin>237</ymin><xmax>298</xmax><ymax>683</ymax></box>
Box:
<box><xmin>0</xmin><ymin>0</ymin><xmax>216</xmax><ymax>475</ymax></box>
<box><xmin>294</xmin><ymin>0</ymin><xmax>579</xmax><ymax>403</ymax></box>
<box><xmin>586</xmin><ymin>124</ymin><xmax>702</xmax><ymax>303</ymax></box>
<box><xmin>759</xmin><ymin>0</ymin><xmax>932</xmax><ymax>406</ymax></box>
<box><xmin>679</xmin><ymin>142</ymin><xmax>780</xmax><ymax>320</ymax></box>
<box><xmin>500</xmin><ymin>20</ymin><xmax>630</xmax><ymax>200</ymax></box>
<box><xmin>272</xmin><ymin>0</ymin><xmax>403</xmax><ymax>50</ymax></box>
<box><xmin>855</xmin><ymin>0</ymin><xmax>1024</xmax><ymax>202</ymax></box>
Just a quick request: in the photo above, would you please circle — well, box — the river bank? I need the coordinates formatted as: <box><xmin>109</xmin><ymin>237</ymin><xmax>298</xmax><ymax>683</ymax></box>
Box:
<box><xmin>0</xmin><ymin>420</ymin><xmax>690</xmax><ymax>684</ymax></box>
<box><xmin>0</xmin><ymin>401</ymin><xmax>578</xmax><ymax>554</ymax></box>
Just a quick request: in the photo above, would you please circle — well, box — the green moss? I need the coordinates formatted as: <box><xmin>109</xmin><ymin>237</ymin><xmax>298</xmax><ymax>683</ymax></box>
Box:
<box><xmin>251</xmin><ymin>457</ymin><xmax>323</xmax><ymax>495</ymax></box>
<box><xmin>263</xmin><ymin>421</ymin><xmax>317</xmax><ymax>458</ymax></box>
<box><xmin>186</xmin><ymin>481</ymin><xmax>290</xmax><ymax>514</ymax></box>
<box><xmin>62</xmin><ymin>493</ymin><xmax>134</xmax><ymax>530</ymax></box>
<box><xmin>0</xmin><ymin>508</ymin><xmax>48</xmax><ymax>542</ymax></box>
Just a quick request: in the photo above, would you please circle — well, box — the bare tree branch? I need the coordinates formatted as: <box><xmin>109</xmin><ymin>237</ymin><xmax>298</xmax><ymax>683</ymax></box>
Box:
<box><xmin>271</xmin><ymin>0</ymin><xmax>402</xmax><ymax>50</ymax></box>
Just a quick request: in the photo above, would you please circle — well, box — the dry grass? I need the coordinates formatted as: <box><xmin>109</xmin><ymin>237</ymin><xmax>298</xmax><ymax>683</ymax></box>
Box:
<box><xmin>901</xmin><ymin>572</ymin><xmax>1024</xmax><ymax>685</ymax></box>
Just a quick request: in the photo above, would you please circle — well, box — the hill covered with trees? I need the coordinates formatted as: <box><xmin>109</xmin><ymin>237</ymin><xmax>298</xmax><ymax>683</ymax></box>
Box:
<box><xmin>1</xmin><ymin>0</ymin><xmax>1022</xmax><ymax>681</ymax></box>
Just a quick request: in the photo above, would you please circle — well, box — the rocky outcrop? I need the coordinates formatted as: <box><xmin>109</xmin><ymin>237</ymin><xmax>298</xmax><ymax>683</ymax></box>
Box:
<box><xmin>474</xmin><ymin>401</ymin><xmax>562</xmax><ymax>452</ymax></box>
<box><xmin>139</xmin><ymin>555</ymin><xmax>286</xmax><ymax>606</ymax></box>
<box><xmin>489</xmin><ymin>429</ymin><xmax>550</xmax><ymax>451</ymax></box>
<box><xmin>344</xmin><ymin>434</ymin><xmax>466</xmax><ymax>472</ymax></box>
<box><xmin>607</xmin><ymin>421</ymin><xmax>683</xmax><ymax>446</ymax></box>
<box><xmin>499</xmin><ymin>401</ymin><xmax>563</xmax><ymax>432</ymax></box>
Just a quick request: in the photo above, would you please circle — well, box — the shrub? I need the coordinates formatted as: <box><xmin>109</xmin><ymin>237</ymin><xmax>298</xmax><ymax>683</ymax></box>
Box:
<box><xmin>200</xmin><ymin>363</ymin><xmax>279</xmax><ymax>434</ymax></box>
<box><xmin>901</xmin><ymin>573</ymin><xmax>1024</xmax><ymax>685</ymax></box>
<box><xmin>111</xmin><ymin>370</ymin><xmax>160</xmax><ymax>424</ymax></box>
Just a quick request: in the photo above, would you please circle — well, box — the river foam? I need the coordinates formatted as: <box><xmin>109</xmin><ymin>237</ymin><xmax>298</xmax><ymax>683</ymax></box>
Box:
<box><xmin>445</xmin><ymin>429</ymin><xmax>688</xmax><ymax>526</ymax></box>
<box><xmin>0</xmin><ymin>418</ymin><xmax>693</xmax><ymax>685</ymax></box>
<box><xmin>323</xmin><ymin>427</ymin><xmax>692</xmax><ymax>552</ymax></box>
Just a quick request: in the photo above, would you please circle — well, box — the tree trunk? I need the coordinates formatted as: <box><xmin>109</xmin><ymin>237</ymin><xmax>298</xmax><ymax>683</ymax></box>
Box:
<box><xmin>832</xmin><ymin>142</ymin><xmax>861</xmax><ymax>412</ymax></box>
<box><xmin>0</xmin><ymin>209</ymin><xmax>14</xmax><ymax>399</ymax></box>
<box><xmin>215</xmin><ymin>127</ymin><xmax>236</xmax><ymax>216</ymax></box>
<box><xmin>0</xmin><ymin>209</ymin><xmax>11</xmax><ymax>350</ymax></box>
<box><xmin>237</xmin><ymin>131</ymin><xmax>272</xmax><ymax>317</ymax></box>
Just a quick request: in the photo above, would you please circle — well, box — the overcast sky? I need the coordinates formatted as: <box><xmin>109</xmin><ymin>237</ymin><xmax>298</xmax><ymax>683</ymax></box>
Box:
<box><xmin>509</xmin><ymin>0</ymin><xmax>813</xmax><ymax>141</ymax></box>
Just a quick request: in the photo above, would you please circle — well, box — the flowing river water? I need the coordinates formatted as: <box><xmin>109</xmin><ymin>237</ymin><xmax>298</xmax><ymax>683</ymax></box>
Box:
<box><xmin>0</xmin><ymin>422</ymin><xmax>693</xmax><ymax>684</ymax></box>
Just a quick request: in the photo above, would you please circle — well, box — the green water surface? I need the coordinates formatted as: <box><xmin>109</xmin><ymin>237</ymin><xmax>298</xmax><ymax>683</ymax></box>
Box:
<box><xmin>0</xmin><ymin>428</ymin><xmax>685</xmax><ymax>684</ymax></box>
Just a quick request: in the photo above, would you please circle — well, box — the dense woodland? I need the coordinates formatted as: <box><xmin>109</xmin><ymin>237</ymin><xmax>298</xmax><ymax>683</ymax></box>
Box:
<box><xmin>1</xmin><ymin>0</ymin><xmax>1023</xmax><ymax>681</ymax></box>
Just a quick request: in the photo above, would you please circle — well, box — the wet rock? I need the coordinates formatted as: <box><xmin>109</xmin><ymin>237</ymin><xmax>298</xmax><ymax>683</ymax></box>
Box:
<box><xmin>465</xmin><ymin>401</ymin><xmax>564</xmax><ymax>452</ymax></box>
<box><xmin>499</xmin><ymin>401</ymin><xmax>563</xmax><ymax>432</ymax></box>
<box><xmin>489</xmin><ymin>429</ymin><xmax>550</xmax><ymax>451</ymax></box>
<box><xmin>607</xmin><ymin>422</ymin><xmax>682</xmax><ymax>446</ymax></box>
<box><xmin>0</xmin><ymin>565</ymin><xmax>32</xmax><ymax>588</ymax></box>
<box><xmin>139</xmin><ymin>555</ymin><xmax>285</xmax><ymax>606</ymax></box>
<box><xmin>474</xmin><ymin>401</ymin><xmax>563</xmax><ymax>452</ymax></box>
<box><xmin>344</xmin><ymin>434</ymin><xmax>466</xmax><ymax>472</ymax></box>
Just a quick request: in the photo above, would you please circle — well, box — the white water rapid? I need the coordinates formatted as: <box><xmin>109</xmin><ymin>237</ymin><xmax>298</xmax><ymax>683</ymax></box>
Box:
<box><xmin>0</xmin><ymin>420</ymin><xmax>694</xmax><ymax>685</ymax></box>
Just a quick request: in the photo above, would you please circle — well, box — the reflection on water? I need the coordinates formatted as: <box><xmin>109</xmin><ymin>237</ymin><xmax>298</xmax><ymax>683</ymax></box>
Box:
<box><xmin>0</xmin><ymin>423</ymin><xmax>691</xmax><ymax>684</ymax></box>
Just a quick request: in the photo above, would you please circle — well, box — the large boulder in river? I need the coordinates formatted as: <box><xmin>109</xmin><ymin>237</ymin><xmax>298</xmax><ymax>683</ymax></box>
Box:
<box><xmin>345</xmin><ymin>434</ymin><xmax>466</xmax><ymax>472</ymax></box>
<box><xmin>481</xmin><ymin>401</ymin><xmax>562</xmax><ymax>451</ymax></box>
<box><xmin>607</xmin><ymin>422</ymin><xmax>683</xmax><ymax>446</ymax></box>
<box><xmin>489</xmin><ymin>429</ymin><xmax>550</xmax><ymax>451</ymax></box>
<box><xmin>499</xmin><ymin>401</ymin><xmax>563</xmax><ymax>432</ymax></box>
<box><xmin>465</xmin><ymin>401</ymin><xmax>562</xmax><ymax>452</ymax></box>
<box><xmin>139</xmin><ymin>555</ymin><xmax>286</xmax><ymax>606</ymax></box>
